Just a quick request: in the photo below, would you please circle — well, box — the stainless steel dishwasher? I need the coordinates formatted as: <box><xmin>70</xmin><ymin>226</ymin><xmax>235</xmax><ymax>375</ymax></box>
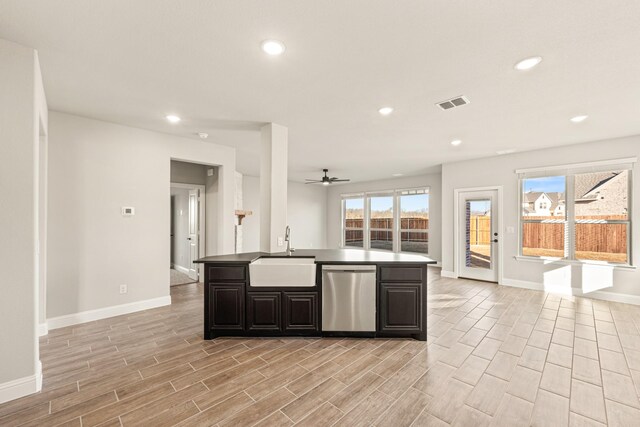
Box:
<box><xmin>322</xmin><ymin>265</ymin><xmax>376</xmax><ymax>332</ymax></box>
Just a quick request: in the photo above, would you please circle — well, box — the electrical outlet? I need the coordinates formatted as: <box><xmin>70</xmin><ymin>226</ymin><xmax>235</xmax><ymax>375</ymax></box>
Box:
<box><xmin>119</xmin><ymin>284</ymin><xmax>128</xmax><ymax>294</ymax></box>
<box><xmin>277</xmin><ymin>237</ymin><xmax>284</xmax><ymax>246</ymax></box>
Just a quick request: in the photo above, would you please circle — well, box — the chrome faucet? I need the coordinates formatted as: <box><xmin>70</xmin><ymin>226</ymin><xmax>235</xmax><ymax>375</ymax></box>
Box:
<box><xmin>285</xmin><ymin>225</ymin><xmax>294</xmax><ymax>255</ymax></box>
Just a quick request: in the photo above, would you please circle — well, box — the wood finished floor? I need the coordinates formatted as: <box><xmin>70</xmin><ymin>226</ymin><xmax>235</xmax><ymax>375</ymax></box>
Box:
<box><xmin>2</xmin><ymin>271</ymin><xmax>640</xmax><ymax>426</ymax></box>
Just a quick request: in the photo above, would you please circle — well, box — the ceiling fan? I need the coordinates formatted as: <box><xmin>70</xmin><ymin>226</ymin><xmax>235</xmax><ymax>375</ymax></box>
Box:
<box><xmin>305</xmin><ymin>169</ymin><xmax>350</xmax><ymax>186</ymax></box>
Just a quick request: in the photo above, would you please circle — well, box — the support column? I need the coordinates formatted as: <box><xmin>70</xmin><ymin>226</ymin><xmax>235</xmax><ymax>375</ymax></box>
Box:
<box><xmin>260</xmin><ymin>123</ymin><xmax>288</xmax><ymax>253</ymax></box>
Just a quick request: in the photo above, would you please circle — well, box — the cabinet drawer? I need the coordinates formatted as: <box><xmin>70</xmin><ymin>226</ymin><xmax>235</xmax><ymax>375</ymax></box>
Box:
<box><xmin>379</xmin><ymin>266</ymin><xmax>423</xmax><ymax>282</ymax></box>
<box><xmin>208</xmin><ymin>265</ymin><xmax>246</xmax><ymax>282</ymax></box>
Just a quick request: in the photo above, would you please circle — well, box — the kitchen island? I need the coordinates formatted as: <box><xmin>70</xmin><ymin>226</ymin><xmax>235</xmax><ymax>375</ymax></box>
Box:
<box><xmin>195</xmin><ymin>249</ymin><xmax>435</xmax><ymax>341</ymax></box>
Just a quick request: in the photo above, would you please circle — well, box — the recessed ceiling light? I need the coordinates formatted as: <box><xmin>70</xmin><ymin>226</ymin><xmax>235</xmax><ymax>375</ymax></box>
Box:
<box><xmin>497</xmin><ymin>149</ymin><xmax>516</xmax><ymax>155</ymax></box>
<box><xmin>197</xmin><ymin>132</ymin><xmax>209</xmax><ymax>139</ymax></box>
<box><xmin>261</xmin><ymin>40</ymin><xmax>286</xmax><ymax>56</ymax></box>
<box><xmin>450</xmin><ymin>139</ymin><xmax>462</xmax><ymax>146</ymax></box>
<box><xmin>392</xmin><ymin>173</ymin><xmax>404</xmax><ymax>177</ymax></box>
<box><xmin>514</xmin><ymin>56</ymin><xmax>542</xmax><ymax>71</ymax></box>
<box><xmin>570</xmin><ymin>115</ymin><xmax>588</xmax><ymax>123</ymax></box>
<box><xmin>378</xmin><ymin>107</ymin><xmax>394</xmax><ymax>116</ymax></box>
<box><xmin>166</xmin><ymin>115</ymin><xmax>181</xmax><ymax>123</ymax></box>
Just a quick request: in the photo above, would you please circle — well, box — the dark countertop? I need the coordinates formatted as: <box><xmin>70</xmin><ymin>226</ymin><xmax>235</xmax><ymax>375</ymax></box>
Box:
<box><xmin>195</xmin><ymin>249</ymin><xmax>436</xmax><ymax>265</ymax></box>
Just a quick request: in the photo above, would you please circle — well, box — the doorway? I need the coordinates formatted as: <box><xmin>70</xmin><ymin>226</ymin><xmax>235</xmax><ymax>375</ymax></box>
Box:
<box><xmin>455</xmin><ymin>188</ymin><xmax>502</xmax><ymax>283</ymax></box>
<box><xmin>170</xmin><ymin>183</ymin><xmax>205</xmax><ymax>285</ymax></box>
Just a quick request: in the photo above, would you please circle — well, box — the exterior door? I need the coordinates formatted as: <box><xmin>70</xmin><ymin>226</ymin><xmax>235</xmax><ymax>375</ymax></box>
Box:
<box><xmin>458</xmin><ymin>190</ymin><xmax>499</xmax><ymax>282</ymax></box>
<box><xmin>188</xmin><ymin>189</ymin><xmax>199</xmax><ymax>281</ymax></box>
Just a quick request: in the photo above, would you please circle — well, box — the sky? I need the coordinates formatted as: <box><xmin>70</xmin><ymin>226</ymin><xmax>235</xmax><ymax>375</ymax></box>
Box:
<box><xmin>524</xmin><ymin>176</ymin><xmax>566</xmax><ymax>193</ymax></box>
<box><xmin>345</xmin><ymin>194</ymin><xmax>429</xmax><ymax>213</ymax></box>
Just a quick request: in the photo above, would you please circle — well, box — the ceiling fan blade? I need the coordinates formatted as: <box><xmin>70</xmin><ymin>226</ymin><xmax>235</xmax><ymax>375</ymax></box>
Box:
<box><xmin>305</xmin><ymin>180</ymin><xmax>322</xmax><ymax>184</ymax></box>
<box><xmin>330</xmin><ymin>179</ymin><xmax>350</xmax><ymax>182</ymax></box>
<box><xmin>305</xmin><ymin>179</ymin><xmax>321</xmax><ymax>182</ymax></box>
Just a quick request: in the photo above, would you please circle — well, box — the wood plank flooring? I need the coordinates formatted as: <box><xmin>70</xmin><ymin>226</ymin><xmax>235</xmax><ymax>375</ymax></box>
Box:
<box><xmin>2</xmin><ymin>270</ymin><xmax>640</xmax><ymax>426</ymax></box>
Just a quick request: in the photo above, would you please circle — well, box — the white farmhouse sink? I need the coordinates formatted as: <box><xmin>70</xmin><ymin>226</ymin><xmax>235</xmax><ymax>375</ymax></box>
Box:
<box><xmin>249</xmin><ymin>257</ymin><xmax>316</xmax><ymax>287</ymax></box>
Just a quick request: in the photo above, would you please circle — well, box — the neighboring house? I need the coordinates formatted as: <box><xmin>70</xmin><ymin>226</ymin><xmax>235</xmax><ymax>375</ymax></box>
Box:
<box><xmin>523</xmin><ymin>191</ymin><xmax>565</xmax><ymax>216</ymax></box>
<box><xmin>574</xmin><ymin>170</ymin><xmax>629</xmax><ymax>217</ymax></box>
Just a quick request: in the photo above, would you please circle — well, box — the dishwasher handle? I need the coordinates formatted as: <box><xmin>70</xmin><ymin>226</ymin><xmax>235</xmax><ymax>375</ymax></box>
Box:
<box><xmin>322</xmin><ymin>265</ymin><xmax>376</xmax><ymax>272</ymax></box>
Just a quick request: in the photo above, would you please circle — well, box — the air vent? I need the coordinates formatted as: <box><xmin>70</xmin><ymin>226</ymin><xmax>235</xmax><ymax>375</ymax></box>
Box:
<box><xmin>436</xmin><ymin>96</ymin><xmax>470</xmax><ymax>111</ymax></box>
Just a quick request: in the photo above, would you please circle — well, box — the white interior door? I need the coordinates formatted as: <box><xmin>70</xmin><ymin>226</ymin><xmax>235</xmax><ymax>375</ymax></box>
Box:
<box><xmin>458</xmin><ymin>190</ymin><xmax>499</xmax><ymax>282</ymax></box>
<box><xmin>187</xmin><ymin>189</ymin><xmax>199</xmax><ymax>281</ymax></box>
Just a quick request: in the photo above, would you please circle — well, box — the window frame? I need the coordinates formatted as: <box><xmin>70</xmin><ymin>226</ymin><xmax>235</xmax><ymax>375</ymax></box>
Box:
<box><xmin>341</xmin><ymin>194</ymin><xmax>365</xmax><ymax>249</ymax></box>
<box><xmin>518</xmin><ymin>166</ymin><xmax>633</xmax><ymax>266</ymax></box>
<box><xmin>340</xmin><ymin>187</ymin><xmax>430</xmax><ymax>255</ymax></box>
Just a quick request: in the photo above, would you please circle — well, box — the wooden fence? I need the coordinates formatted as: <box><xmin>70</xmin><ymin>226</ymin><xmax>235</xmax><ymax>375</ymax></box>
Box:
<box><xmin>518</xmin><ymin>215</ymin><xmax>626</xmax><ymax>255</ymax></box>
<box><xmin>345</xmin><ymin>218</ymin><xmax>428</xmax><ymax>242</ymax></box>
<box><xmin>469</xmin><ymin>215</ymin><xmax>491</xmax><ymax>245</ymax></box>
<box><xmin>347</xmin><ymin>215</ymin><xmax>626</xmax><ymax>254</ymax></box>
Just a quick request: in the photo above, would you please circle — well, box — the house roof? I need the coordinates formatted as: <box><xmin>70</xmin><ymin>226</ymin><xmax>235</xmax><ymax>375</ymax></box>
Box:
<box><xmin>575</xmin><ymin>172</ymin><xmax>621</xmax><ymax>200</ymax></box>
<box><xmin>574</xmin><ymin>172</ymin><xmax>620</xmax><ymax>200</ymax></box>
<box><xmin>523</xmin><ymin>192</ymin><xmax>543</xmax><ymax>203</ymax></box>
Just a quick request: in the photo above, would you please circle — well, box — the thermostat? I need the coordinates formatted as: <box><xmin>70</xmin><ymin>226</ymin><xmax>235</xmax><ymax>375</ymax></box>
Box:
<box><xmin>122</xmin><ymin>207</ymin><xmax>135</xmax><ymax>216</ymax></box>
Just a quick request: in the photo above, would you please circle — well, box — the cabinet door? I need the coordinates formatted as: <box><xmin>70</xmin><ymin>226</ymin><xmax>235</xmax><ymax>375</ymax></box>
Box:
<box><xmin>379</xmin><ymin>284</ymin><xmax>422</xmax><ymax>332</ymax></box>
<box><xmin>210</xmin><ymin>284</ymin><xmax>244</xmax><ymax>330</ymax></box>
<box><xmin>283</xmin><ymin>292</ymin><xmax>318</xmax><ymax>332</ymax></box>
<box><xmin>247</xmin><ymin>292</ymin><xmax>282</xmax><ymax>331</ymax></box>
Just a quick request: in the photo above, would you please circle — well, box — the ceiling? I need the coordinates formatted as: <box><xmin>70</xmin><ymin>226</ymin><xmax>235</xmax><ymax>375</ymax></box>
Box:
<box><xmin>1</xmin><ymin>0</ymin><xmax>640</xmax><ymax>182</ymax></box>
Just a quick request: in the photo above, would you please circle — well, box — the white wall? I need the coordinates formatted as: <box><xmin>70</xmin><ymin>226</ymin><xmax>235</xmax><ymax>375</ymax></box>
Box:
<box><xmin>325</xmin><ymin>173</ymin><xmax>442</xmax><ymax>262</ymax></box>
<box><xmin>47</xmin><ymin>112</ymin><xmax>236</xmax><ymax>320</ymax></box>
<box><xmin>242</xmin><ymin>176</ymin><xmax>328</xmax><ymax>252</ymax></box>
<box><xmin>0</xmin><ymin>39</ymin><xmax>47</xmax><ymax>401</ymax></box>
<box><xmin>441</xmin><ymin>135</ymin><xmax>640</xmax><ymax>300</ymax></box>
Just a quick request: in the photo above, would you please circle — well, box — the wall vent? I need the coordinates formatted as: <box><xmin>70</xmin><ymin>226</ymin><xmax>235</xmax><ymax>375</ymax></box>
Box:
<box><xmin>436</xmin><ymin>96</ymin><xmax>470</xmax><ymax>110</ymax></box>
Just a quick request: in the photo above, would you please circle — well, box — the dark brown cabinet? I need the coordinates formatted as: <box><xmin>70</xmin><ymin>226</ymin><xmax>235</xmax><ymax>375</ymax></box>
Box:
<box><xmin>209</xmin><ymin>284</ymin><xmax>245</xmax><ymax>331</ymax></box>
<box><xmin>379</xmin><ymin>283</ymin><xmax>422</xmax><ymax>333</ymax></box>
<box><xmin>247</xmin><ymin>292</ymin><xmax>281</xmax><ymax>331</ymax></box>
<box><xmin>201</xmin><ymin>258</ymin><xmax>430</xmax><ymax>341</ymax></box>
<box><xmin>246</xmin><ymin>291</ymin><xmax>319</xmax><ymax>334</ymax></box>
<box><xmin>283</xmin><ymin>292</ymin><xmax>318</xmax><ymax>332</ymax></box>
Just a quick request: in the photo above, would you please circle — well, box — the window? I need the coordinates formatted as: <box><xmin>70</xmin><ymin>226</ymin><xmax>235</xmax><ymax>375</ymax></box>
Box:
<box><xmin>519</xmin><ymin>163</ymin><xmax>633</xmax><ymax>265</ymax></box>
<box><xmin>521</xmin><ymin>176</ymin><xmax>567</xmax><ymax>258</ymax></box>
<box><xmin>400</xmin><ymin>190</ymin><xmax>429</xmax><ymax>254</ymax></box>
<box><xmin>574</xmin><ymin>170</ymin><xmax>629</xmax><ymax>263</ymax></box>
<box><xmin>343</xmin><ymin>197</ymin><xmax>364</xmax><ymax>248</ymax></box>
<box><xmin>369</xmin><ymin>194</ymin><xmax>394</xmax><ymax>251</ymax></box>
<box><xmin>341</xmin><ymin>188</ymin><xmax>429</xmax><ymax>254</ymax></box>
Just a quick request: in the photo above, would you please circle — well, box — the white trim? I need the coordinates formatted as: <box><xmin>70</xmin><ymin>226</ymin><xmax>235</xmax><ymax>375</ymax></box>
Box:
<box><xmin>440</xmin><ymin>270</ymin><xmax>458</xmax><ymax>278</ymax></box>
<box><xmin>47</xmin><ymin>296</ymin><xmax>171</xmax><ymax>331</ymax></box>
<box><xmin>0</xmin><ymin>361</ymin><xmax>42</xmax><ymax>404</ymax></box>
<box><xmin>38</xmin><ymin>322</ymin><xmax>48</xmax><ymax>337</ymax></box>
<box><xmin>515</xmin><ymin>157</ymin><xmax>637</xmax><ymax>174</ymax></box>
<box><xmin>514</xmin><ymin>255</ymin><xmax>636</xmax><ymax>270</ymax></box>
<box><xmin>453</xmin><ymin>186</ymin><xmax>504</xmax><ymax>285</ymax></box>
<box><xmin>501</xmin><ymin>278</ymin><xmax>640</xmax><ymax>306</ymax></box>
<box><xmin>172</xmin><ymin>264</ymin><xmax>190</xmax><ymax>275</ymax></box>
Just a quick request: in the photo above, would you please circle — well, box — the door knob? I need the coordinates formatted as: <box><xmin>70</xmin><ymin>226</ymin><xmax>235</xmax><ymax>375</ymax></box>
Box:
<box><xmin>492</xmin><ymin>239</ymin><xmax>498</xmax><ymax>243</ymax></box>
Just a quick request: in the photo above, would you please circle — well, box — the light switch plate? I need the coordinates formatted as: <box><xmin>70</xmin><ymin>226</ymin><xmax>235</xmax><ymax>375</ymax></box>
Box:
<box><xmin>506</xmin><ymin>226</ymin><xmax>515</xmax><ymax>234</ymax></box>
<box><xmin>277</xmin><ymin>237</ymin><xmax>284</xmax><ymax>246</ymax></box>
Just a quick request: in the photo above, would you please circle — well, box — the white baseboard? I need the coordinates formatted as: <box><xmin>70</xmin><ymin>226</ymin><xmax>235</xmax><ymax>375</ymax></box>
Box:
<box><xmin>0</xmin><ymin>361</ymin><xmax>42</xmax><ymax>404</ymax></box>
<box><xmin>38</xmin><ymin>323</ymin><xmax>48</xmax><ymax>337</ymax></box>
<box><xmin>440</xmin><ymin>270</ymin><xmax>458</xmax><ymax>278</ymax></box>
<box><xmin>501</xmin><ymin>278</ymin><xmax>640</xmax><ymax>306</ymax></box>
<box><xmin>46</xmin><ymin>295</ymin><xmax>172</xmax><ymax>331</ymax></box>
<box><xmin>173</xmin><ymin>264</ymin><xmax>190</xmax><ymax>275</ymax></box>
